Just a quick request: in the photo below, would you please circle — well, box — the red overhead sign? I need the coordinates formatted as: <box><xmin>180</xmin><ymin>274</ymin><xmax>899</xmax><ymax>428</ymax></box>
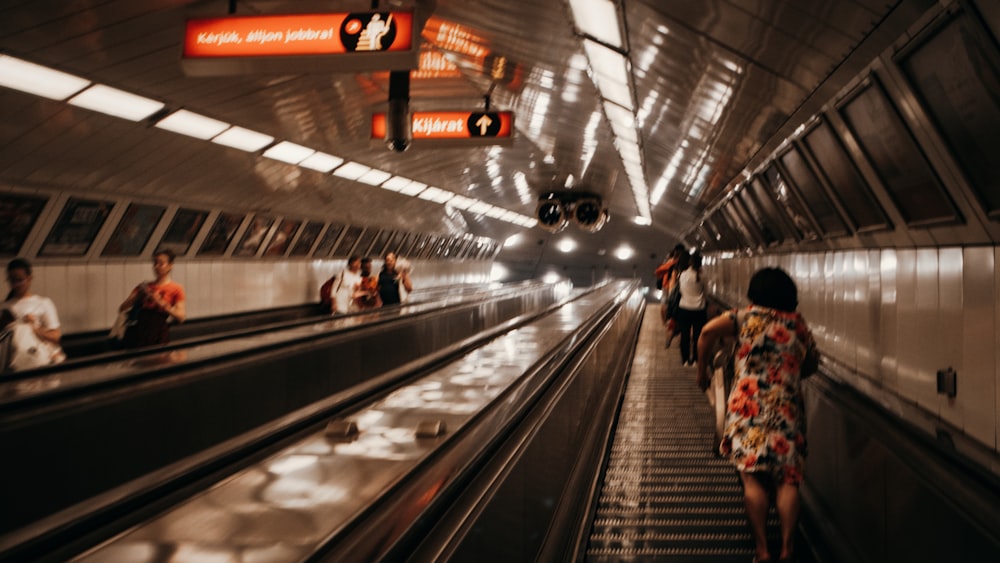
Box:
<box><xmin>371</xmin><ymin>111</ymin><xmax>514</xmax><ymax>145</ymax></box>
<box><xmin>182</xmin><ymin>12</ymin><xmax>416</xmax><ymax>75</ymax></box>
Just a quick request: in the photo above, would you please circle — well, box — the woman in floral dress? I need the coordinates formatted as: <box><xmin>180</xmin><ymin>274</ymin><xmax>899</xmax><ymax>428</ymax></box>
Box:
<box><xmin>696</xmin><ymin>267</ymin><xmax>819</xmax><ymax>563</ymax></box>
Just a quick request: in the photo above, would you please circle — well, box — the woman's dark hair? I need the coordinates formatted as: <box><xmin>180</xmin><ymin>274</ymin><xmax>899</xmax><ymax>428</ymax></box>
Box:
<box><xmin>747</xmin><ymin>267</ymin><xmax>798</xmax><ymax>312</ymax></box>
<box><xmin>7</xmin><ymin>257</ymin><xmax>32</xmax><ymax>276</ymax></box>
<box><xmin>674</xmin><ymin>251</ymin><xmax>691</xmax><ymax>272</ymax></box>
<box><xmin>154</xmin><ymin>248</ymin><xmax>176</xmax><ymax>263</ymax></box>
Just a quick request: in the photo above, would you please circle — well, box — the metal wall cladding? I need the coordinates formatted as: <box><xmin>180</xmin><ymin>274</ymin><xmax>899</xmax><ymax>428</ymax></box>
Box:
<box><xmin>703</xmin><ymin>246</ymin><xmax>998</xmax><ymax>453</ymax></box>
<box><xmin>26</xmin><ymin>258</ymin><xmax>491</xmax><ymax>333</ymax></box>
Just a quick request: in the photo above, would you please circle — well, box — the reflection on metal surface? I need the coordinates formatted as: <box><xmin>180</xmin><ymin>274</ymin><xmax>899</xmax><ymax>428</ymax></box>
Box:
<box><xmin>77</xmin><ymin>283</ymin><xmax>629</xmax><ymax>562</ymax></box>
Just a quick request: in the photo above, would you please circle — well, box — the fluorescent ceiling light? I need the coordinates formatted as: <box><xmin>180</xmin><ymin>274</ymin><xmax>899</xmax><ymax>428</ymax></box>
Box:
<box><xmin>557</xmin><ymin>238</ymin><xmax>577</xmax><ymax>253</ymax></box>
<box><xmin>417</xmin><ymin>186</ymin><xmax>455</xmax><ymax>203</ymax></box>
<box><xmin>603</xmin><ymin>100</ymin><xmax>635</xmax><ymax>129</ymax></box>
<box><xmin>617</xmin><ymin>142</ymin><xmax>642</xmax><ymax>164</ymax></box>
<box><xmin>469</xmin><ymin>201</ymin><xmax>492</xmax><ymax>215</ymax></box>
<box><xmin>501</xmin><ymin>211</ymin><xmax>523</xmax><ymax>223</ymax></box>
<box><xmin>612</xmin><ymin>122</ymin><xmax>638</xmax><ymax>144</ymax></box>
<box><xmin>447</xmin><ymin>194</ymin><xmax>476</xmax><ymax>210</ymax></box>
<box><xmin>380</xmin><ymin>176</ymin><xmax>413</xmax><ymax>192</ymax></box>
<box><xmin>357</xmin><ymin>169</ymin><xmax>392</xmax><ymax>186</ymax></box>
<box><xmin>212</xmin><ymin>126</ymin><xmax>274</xmax><ymax>152</ymax></box>
<box><xmin>0</xmin><ymin>55</ymin><xmax>90</xmax><ymax>100</ymax></box>
<box><xmin>504</xmin><ymin>233</ymin><xmax>524</xmax><ymax>247</ymax></box>
<box><xmin>569</xmin><ymin>0</ymin><xmax>623</xmax><ymax>48</ymax></box>
<box><xmin>299</xmin><ymin>152</ymin><xmax>344</xmax><ymax>172</ymax></box>
<box><xmin>263</xmin><ymin>141</ymin><xmax>314</xmax><ymax>164</ymax></box>
<box><xmin>484</xmin><ymin>206</ymin><xmax>507</xmax><ymax>219</ymax></box>
<box><xmin>67</xmin><ymin>84</ymin><xmax>164</xmax><ymax>121</ymax></box>
<box><xmin>155</xmin><ymin>109</ymin><xmax>230</xmax><ymax>140</ymax></box>
<box><xmin>398</xmin><ymin>181</ymin><xmax>427</xmax><ymax>196</ymax></box>
<box><xmin>614</xmin><ymin>244</ymin><xmax>634</xmax><ymax>260</ymax></box>
<box><xmin>584</xmin><ymin>40</ymin><xmax>630</xmax><ymax>87</ymax></box>
<box><xmin>331</xmin><ymin>161</ymin><xmax>371</xmax><ymax>180</ymax></box>
<box><xmin>596</xmin><ymin>79</ymin><xmax>633</xmax><ymax>110</ymax></box>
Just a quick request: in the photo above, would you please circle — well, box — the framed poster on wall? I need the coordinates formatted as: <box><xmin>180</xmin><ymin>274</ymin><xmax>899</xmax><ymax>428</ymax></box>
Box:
<box><xmin>198</xmin><ymin>212</ymin><xmax>244</xmax><ymax>255</ymax></box>
<box><xmin>759</xmin><ymin>164</ymin><xmax>820</xmax><ymax>241</ymax></box>
<box><xmin>313</xmin><ymin>223</ymin><xmax>344</xmax><ymax>257</ymax></box>
<box><xmin>0</xmin><ymin>193</ymin><xmax>47</xmax><ymax>256</ymax></box>
<box><xmin>159</xmin><ymin>208</ymin><xmax>209</xmax><ymax>255</ymax></box>
<box><xmin>39</xmin><ymin>197</ymin><xmax>113</xmax><ymax>257</ymax></box>
<box><xmin>332</xmin><ymin>225</ymin><xmax>363</xmax><ymax>257</ymax></box>
<box><xmin>233</xmin><ymin>215</ymin><xmax>274</xmax><ymax>257</ymax></box>
<box><xmin>837</xmin><ymin>77</ymin><xmax>962</xmax><ymax>227</ymax></box>
<box><xmin>895</xmin><ymin>5</ymin><xmax>1000</xmax><ymax>218</ymax></box>
<box><xmin>289</xmin><ymin>221</ymin><xmax>324</xmax><ymax>256</ymax></box>
<box><xmin>264</xmin><ymin>219</ymin><xmax>301</xmax><ymax>256</ymax></box>
<box><xmin>102</xmin><ymin>203</ymin><xmax>166</xmax><ymax>256</ymax></box>
<box><xmin>775</xmin><ymin>145</ymin><xmax>850</xmax><ymax>237</ymax></box>
<box><xmin>801</xmin><ymin>117</ymin><xmax>891</xmax><ymax>232</ymax></box>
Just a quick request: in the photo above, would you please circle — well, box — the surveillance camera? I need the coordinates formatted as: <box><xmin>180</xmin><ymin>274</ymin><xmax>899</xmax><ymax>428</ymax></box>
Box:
<box><xmin>386</xmin><ymin>137</ymin><xmax>410</xmax><ymax>152</ymax></box>
<box><xmin>536</xmin><ymin>198</ymin><xmax>568</xmax><ymax>233</ymax></box>
<box><xmin>573</xmin><ymin>198</ymin><xmax>608</xmax><ymax>232</ymax></box>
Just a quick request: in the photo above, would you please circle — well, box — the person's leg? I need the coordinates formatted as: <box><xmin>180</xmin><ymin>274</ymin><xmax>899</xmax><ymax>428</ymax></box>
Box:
<box><xmin>677</xmin><ymin>309</ymin><xmax>693</xmax><ymax>363</ymax></box>
<box><xmin>691</xmin><ymin>308</ymin><xmax>708</xmax><ymax>365</ymax></box>
<box><xmin>775</xmin><ymin>483</ymin><xmax>800</xmax><ymax>560</ymax></box>
<box><xmin>740</xmin><ymin>472</ymin><xmax>772</xmax><ymax>561</ymax></box>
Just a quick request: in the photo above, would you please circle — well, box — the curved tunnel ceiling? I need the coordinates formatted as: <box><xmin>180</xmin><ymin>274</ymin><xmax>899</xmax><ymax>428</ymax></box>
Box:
<box><xmin>0</xmin><ymin>0</ymin><xmax>934</xmax><ymax>278</ymax></box>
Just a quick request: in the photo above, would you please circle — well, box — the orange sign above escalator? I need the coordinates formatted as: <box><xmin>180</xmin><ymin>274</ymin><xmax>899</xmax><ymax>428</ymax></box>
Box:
<box><xmin>371</xmin><ymin>111</ymin><xmax>514</xmax><ymax>145</ymax></box>
<box><xmin>182</xmin><ymin>12</ymin><xmax>416</xmax><ymax>75</ymax></box>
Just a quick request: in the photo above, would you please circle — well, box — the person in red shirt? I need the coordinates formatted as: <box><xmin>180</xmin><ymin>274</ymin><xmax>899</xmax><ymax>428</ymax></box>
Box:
<box><xmin>653</xmin><ymin>244</ymin><xmax>687</xmax><ymax>347</ymax></box>
<box><xmin>119</xmin><ymin>249</ymin><xmax>186</xmax><ymax>348</ymax></box>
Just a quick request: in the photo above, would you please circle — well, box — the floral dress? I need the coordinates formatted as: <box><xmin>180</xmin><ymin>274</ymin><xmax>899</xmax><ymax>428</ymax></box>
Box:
<box><xmin>720</xmin><ymin>305</ymin><xmax>817</xmax><ymax>485</ymax></box>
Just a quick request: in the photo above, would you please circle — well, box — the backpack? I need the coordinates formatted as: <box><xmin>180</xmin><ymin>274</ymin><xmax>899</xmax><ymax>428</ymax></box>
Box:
<box><xmin>665</xmin><ymin>282</ymin><xmax>681</xmax><ymax>320</ymax></box>
<box><xmin>320</xmin><ymin>273</ymin><xmax>341</xmax><ymax>305</ymax></box>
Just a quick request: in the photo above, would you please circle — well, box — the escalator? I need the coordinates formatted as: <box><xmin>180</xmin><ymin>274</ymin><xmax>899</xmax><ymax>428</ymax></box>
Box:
<box><xmin>585</xmin><ymin>307</ymin><xmax>803</xmax><ymax>562</ymax></box>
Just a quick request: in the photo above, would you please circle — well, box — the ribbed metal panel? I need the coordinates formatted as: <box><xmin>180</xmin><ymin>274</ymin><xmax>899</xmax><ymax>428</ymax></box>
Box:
<box><xmin>586</xmin><ymin>307</ymin><xmax>770</xmax><ymax>562</ymax></box>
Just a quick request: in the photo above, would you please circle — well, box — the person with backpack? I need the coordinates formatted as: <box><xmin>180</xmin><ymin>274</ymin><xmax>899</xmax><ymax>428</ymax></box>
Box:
<box><xmin>654</xmin><ymin>244</ymin><xmax>687</xmax><ymax>347</ymax></box>
<box><xmin>320</xmin><ymin>255</ymin><xmax>363</xmax><ymax>315</ymax></box>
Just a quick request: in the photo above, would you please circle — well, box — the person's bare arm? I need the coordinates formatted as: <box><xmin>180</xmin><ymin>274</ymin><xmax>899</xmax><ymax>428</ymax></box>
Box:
<box><xmin>696</xmin><ymin>313</ymin><xmax>735</xmax><ymax>390</ymax></box>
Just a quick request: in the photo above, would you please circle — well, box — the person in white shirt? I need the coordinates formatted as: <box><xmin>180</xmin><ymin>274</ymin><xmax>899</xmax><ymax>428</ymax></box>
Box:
<box><xmin>2</xmin><ymin>257</ymin><xmax>65</xmax><ymax>372</ymax></box>
<box><xmin>675</xmin><ymin>252</ymin><xmax>707</xmax><ymax>366</ymax></box>
<box><xmin>333</xmin><ymin>255</ymin><xmax>365</xmax><ymax>314</ymax></box>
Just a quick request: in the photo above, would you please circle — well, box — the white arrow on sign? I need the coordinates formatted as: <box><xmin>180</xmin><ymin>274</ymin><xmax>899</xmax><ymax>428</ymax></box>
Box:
<box><xmin>475</xmin><ymin>114</ymin><xmax>494</xmax><ymax>135</ymax></box>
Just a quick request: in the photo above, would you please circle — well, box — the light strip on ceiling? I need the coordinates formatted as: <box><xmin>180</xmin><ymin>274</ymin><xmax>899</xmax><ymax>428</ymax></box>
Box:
<box><xmin>331</xmin><ymin>161</ymin><xmax>371</xmax><ymax>180</ymax></box>
<box><xmin>356</xmin><ymin>169</ymin><xmax>392</xmax><ymax>186</ymax></box>
<box><xmin>398</xmin><ymin>181</ymin><xmax>427</xmax><ymax>196</ymax></box>
<box><xmin>67</xmin><ymin>84</ymin><xmax>165</xmax><ymax>121</ymax></box>
<box><xmin>0</xmin><ymin>54</ymin><xmax>90</xmax><ymax>100</ymax></box>
<box><xmin>568</xmin><ymin>0</ymin><xmax>623</xmax><ymax>48</ymax></box>
<box><xmin>262</xmin><ymin>141</ymin><xmax>314</xmax><ymax>164</ymax></box>
<box><xmin>212</xmin><ymin>126</ymin><xmax>274</xmax><ymax>152</ymax></box>
<box><xmin>447</xmin><ymin>194</ymin><xmax>477</xmax><ymax>210</ymax></box>
<box><xmin>417</xmin><ymin>186</ymin><xmax>455</xmax><ymax>203</ymax></box>
<box><xmin>155</xmin><ymin>109</ymin><xmax>230</xmax><ymax>140</ymax></box>
<box><xmin>380</xmin><ymin>176</ymin><xmax>414</xmax><ymax>192</ymax></box>
<box><xmin>299</xmin><ymin>152</ymin><xmax>344</xmax><ymax>173</ymax></box>
<box><xmin>568</xmin><ymin>3</ymin><xmax>653</xmax><ymax>224</ymax></box>
<box><xmin>0</xmin><ymin>54</ymin><xmax>536</xmax><ymax>231</ymax></box>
